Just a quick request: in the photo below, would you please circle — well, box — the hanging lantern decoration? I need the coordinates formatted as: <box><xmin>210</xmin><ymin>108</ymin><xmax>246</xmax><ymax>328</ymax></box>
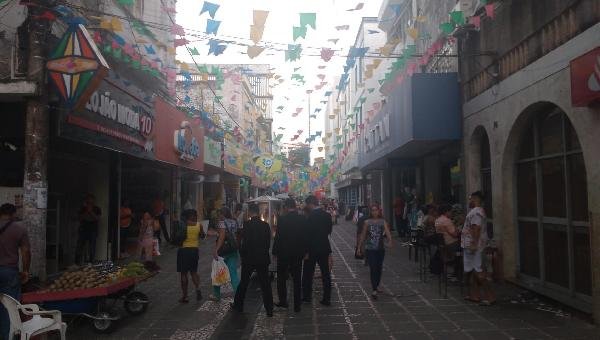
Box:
<box><xmin>47</xmin><ymin>24</ymin><xmax>109</xmax><ymax>108</ymax></box>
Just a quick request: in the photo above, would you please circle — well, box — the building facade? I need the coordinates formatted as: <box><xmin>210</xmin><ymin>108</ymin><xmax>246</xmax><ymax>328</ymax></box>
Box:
<box><xmin>459</xmin><ymin>0</ymin><xmax>600</xmax><ymax>320</ymax></box>
<box><xmin>0</xmin><ymin>0</ymin><xmax>206</xmax><ymax>277</ymax></box>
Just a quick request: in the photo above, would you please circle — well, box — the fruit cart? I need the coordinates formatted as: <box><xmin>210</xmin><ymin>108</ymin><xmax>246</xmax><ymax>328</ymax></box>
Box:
<box><xmin>21</xmin><ymin>264</ymin><xmax>155</xmax><ymax>333</ymax></box>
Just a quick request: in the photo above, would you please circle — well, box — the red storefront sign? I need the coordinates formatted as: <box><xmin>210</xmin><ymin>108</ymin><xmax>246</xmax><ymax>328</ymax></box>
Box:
<box><xmin>570</xmin><ymin>46</ymin><xmax>600</xmax><ymax>107</ymax></box>
<box><xmin>154</xmin><ymin>97</ymin><xmax>204</xmax><ymax>171</ymax></box>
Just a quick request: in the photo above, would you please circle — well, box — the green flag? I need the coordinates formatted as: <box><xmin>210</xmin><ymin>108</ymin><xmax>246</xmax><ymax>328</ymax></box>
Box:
<box><xmin>299</xmin><ymin>13</ymin><xmax>316</xmax><ymax>29</ymax></box>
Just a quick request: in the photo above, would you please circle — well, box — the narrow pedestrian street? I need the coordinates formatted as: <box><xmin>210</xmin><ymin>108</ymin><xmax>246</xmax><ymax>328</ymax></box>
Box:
<box><xmin>69</xmin><ymin>220</ymin><xmax>598</xmax><ymax>340</ymax></box>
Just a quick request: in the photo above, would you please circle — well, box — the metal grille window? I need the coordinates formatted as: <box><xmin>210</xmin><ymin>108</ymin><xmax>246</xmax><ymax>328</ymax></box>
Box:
<box><xmin>516</xmin><ymin>106</ymin><xmax>591</xmax><ymax>297</ymax></box>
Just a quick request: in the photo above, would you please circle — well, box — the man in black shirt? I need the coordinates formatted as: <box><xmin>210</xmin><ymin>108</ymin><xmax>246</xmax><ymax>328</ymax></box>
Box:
<box><xmin>302</xmin><ymin>195</ymin><xmax>333</xmax><ymax>306</ymax></box>
<box><xmin>273</xmin><ymin>198</ymin><xmax>307</xmax><ymax>312</ymax></box>
<box><xmin>75</xmin><ymin>194</ymin><xmax>101</xmax><ymax>264</ymax></box>
<box><xmin>232</xmin><ymin>204</ymin><xmax>274</xmax><ymax>317</ymax></box>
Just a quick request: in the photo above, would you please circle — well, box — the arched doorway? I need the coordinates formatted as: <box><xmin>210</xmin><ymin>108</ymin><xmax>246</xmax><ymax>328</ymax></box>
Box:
<box><xmin>515</xmin><ymin>104</ymin><xmax>591</xmax><ymax>297</ymax></box>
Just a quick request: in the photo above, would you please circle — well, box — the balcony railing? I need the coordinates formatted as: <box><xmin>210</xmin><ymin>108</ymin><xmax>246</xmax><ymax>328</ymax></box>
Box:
<box><xmin>463</xmin><ymin>2</ymin><xmax>600</xmax><ymax>101</ymax></box>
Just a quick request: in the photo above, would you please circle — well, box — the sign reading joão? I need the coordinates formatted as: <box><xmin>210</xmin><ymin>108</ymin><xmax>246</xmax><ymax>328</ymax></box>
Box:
<box><xmin>571</xmin><ymin>47</ymin><xmax>600</xmax><ymax>107</ymax></box>
<box><xmin>58</xmin><ymin>70</ymin><xmax>155</xmax><ymax>160</ymax></box>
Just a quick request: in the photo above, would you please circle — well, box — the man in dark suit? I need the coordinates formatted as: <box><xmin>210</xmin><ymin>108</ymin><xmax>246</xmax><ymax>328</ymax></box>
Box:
<box><xmin>302</xmin><ymin>195</ymin><xmax>333</xmax><ymax>306</ymax></box>
<box><xmin>232</xmin><ymin>203</ymin><xmax>274</xmax><ymax>317</ymax></box>
<box><xmin>273</xmin><ymin>198</ymin><xmax>307</xmax><ymax>312</ymax></box>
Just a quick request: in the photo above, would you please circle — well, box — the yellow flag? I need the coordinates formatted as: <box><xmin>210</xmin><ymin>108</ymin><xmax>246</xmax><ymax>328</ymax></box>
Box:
<box><xmin>407</xmin><ymin>27</ymin><xmax>419</xmax><ymax>40</ymax></box>
<box><xmin>100</xmin><ymin>17</ymin><xmax>112</xmax><ymax>30</ymax></box>
<box><xmin>247</xmin><ymin>45</ymin><xmax>265</xmax><ymax>59</ymax></box>
<box><xmin>111</xmin><ymin>17</ymin><xmax>123</xmax><ymax>32</ymax></box>
<box><xmin>250</xmin><ymin>25</ymin><xmax>265</xmax><ymax>44</ymax></box>
<box><xmin>253</xmin><ymin>10</ymin><xmax>269</xmax><ymax>27</ymax></box>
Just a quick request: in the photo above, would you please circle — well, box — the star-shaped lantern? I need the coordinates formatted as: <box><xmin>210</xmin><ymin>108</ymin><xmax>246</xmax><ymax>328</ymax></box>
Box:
<box><xmin>46</xmin><ymin>24</ymin><xmax>109</xmax><ymax>108</ymax></box>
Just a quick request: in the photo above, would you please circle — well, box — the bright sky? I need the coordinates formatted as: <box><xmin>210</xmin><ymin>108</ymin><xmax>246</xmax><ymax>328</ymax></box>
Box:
<box><xmin>176</xmin><ymin>0</ymin><xmax>384</xmax><ymax>162</ymax></box>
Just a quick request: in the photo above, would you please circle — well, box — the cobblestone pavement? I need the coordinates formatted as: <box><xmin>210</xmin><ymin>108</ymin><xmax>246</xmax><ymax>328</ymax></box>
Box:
<box><xmin>68</xmin><ymin>221</ymin><xmax>599</xmax><ymax>340</ymax></box>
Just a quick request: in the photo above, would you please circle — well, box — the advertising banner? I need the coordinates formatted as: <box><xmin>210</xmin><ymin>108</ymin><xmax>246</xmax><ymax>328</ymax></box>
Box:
<box><xmin>154</xmin><ymin>97</ymin><xmax>204</xmax><ymax>171</ymax></box>
<box><xmin>224</xmin><ymin>139</ymin><xmax>252</xmax><ymax>177</ymax></box>
<box><xmin>58</xmin><ymin>70</ymin><xmax>155</xmax><ymax>160</ymax></box>
<box><xmin>571</xmin><ymin>47</ymin><xmax>600</xmax><ymax>107</ymax></box>
<box><xmin>204</xmin><ymin>136</ymin><xmax>222</xmax><ymax>168</ymax></box>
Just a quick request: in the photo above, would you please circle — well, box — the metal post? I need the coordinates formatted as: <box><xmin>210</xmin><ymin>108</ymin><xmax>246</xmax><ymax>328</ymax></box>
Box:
<box><xmin>23</xmin><ymin>3</ymin><xmax>50</xmax><ymax>279</ymax></box>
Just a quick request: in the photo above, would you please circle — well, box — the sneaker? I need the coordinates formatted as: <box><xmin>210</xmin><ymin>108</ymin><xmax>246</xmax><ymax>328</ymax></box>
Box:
<box><xmin>371</xmin><ymin>291</ymin><xmax>378</xmax><ymax>300</ymax></box>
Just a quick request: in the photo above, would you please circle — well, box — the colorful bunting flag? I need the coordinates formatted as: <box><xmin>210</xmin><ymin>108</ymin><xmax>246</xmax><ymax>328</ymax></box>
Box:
<box><xmin>335</xmin><ymin>25</ymin><xmax>350</xmax><ymax>31</ymax></box>
<box><xmin>450</xmin><ymin>11</ymin><xmax>465</xmax><ymax>26</ymax></box>
<box><xmin>206</xmin><ymin>19</ymin><xmax>221</xmax><ymax>35</ymax></box>
<box><xmin>200</xmin><ymin>2</ymin><xmax>220</xmax><ymax>18</ymax></box>
<box><xmin>247</xmin><ymin>45</ymin><xmax>265</xmax><ymax>59</ymax></box>
<box><xmin>293</xmin><ymin>26</ymin><xmax>307</xmax><ymax>41</ymax></box>
<box><xmin>253</xmin><ymin>10</ymin><xmax>269</xmax><ymax>26</ymax></box>
<box><xmin>208</xmin><ymin>39</ymin><xmax>227</xmax><ymax>56</ymax></box>
<box><xmin>320</xmin><ymin>48</ymin><xmax>334</xmax><ymax>62</ymax></box>
<box><xmin>299</xmin><ymin>13</ymin><xmax>316</xmax><ymax>29</ymax></box>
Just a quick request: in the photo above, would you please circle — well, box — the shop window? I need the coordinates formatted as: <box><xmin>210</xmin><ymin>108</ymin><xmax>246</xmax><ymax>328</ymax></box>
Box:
<box><xmin>518</xmin><ymin>221</ymin><xmax>540</xmax><ymax>278</ymax></box>
<box><xmin>569</xmin><ymin>154</ymin><xmax>588</xmax><ymax>221</ymax></box>
<box><xmin>517</xmin><ymin>162</ymin><xmax>537</xmax><ymax>217</ymax></box>
<box><xmin>543</xmin><ymin>224</ymin><xmax>568</xmax><ymax>288</ymax></box>
<box><xmin>573</xmin><ymin>227</ymin><xmax>592</xmax><ymax>295</ymax></box>
<box><xmin>541</xmin><ymin>158</ymin><xmax>566</xmax><ymax>218</ymax></box>
<box><xmin>516</xmin><ymin>105</ymin><xmax>590</xmax><ymax>297</ymax></box>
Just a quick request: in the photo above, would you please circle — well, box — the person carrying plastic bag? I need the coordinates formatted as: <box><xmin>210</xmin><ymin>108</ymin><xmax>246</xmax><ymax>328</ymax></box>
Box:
<box><xmin>211</xmin><ymin>257</ymin><xmax>231</xmax><ymax>287</ymax></box>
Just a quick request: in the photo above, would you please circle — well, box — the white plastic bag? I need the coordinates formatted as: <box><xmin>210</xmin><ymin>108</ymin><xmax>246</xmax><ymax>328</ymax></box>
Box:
<box><xmin>211</xmin><ymin>257</ymin><xmax>231</xmax><ymax>286</ymax></box>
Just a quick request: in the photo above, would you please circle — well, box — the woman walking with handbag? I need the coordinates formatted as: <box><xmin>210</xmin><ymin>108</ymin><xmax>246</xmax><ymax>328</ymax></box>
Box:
<box><xmin>210</xmin><ymin>207</ymin><xmax>242</xmax><ymax>301</ymax></box>
<box><xmin>357</xmin><ymin>204</ymin><xmax>393</xmax><ymax>300</ymax></box>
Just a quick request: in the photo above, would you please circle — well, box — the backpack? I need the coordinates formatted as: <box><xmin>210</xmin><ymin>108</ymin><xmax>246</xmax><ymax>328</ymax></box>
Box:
<box><xmin>171</xmin><ymin>221</ymin><xmax>187</xmax><ymax>247</ymax></box>
<box><xmin>218</xmin><ymin>220</ymin><xmax>239</xmax><ymax>256</ymax></box>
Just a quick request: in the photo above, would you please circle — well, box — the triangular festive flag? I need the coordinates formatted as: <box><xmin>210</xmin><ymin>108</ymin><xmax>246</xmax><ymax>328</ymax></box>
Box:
<box><xmin>174</xmin><ymin>38</ymin><xmax>189</xmax><ymax>47</ymax></box>
<box><xmin>144</xmin><ymin>45</ymin><xmax>156</xmax><ymax>54</ymax></box>
<box><xmin>293</xmin><ymin>26</ymin><xmax>307</xmax><ymax>41</ymax></box>
<box><xmin>116</xmin><ymin>0</ymin><xmax>134</xmax><ymax>5</ymax></box>
<box><xmin>439</xmin><ymin>22</ymin><xmax>455</xmax><ymax>34</ymax></box>
<box><xmin>299</xmin><ymin>13</ymin><xmax>316</xmax><ymax>29</ymax></box>
<box><xmin>250</xmin><ymin>25</ymin><xmax>265</xmax><ymax>44</ymax></box>
<box><xmin>468</xmin><ymin>16</ymin><xmax>481</xmax><ymax>29</ymax></box>
<box><xmin>320</xmin><ymin>48</ymin><xmax>334</xmax><ymax>62</ymax></box>
<box><xmin>247</xmin><ymin>45</ymin><xmax>265</xmax><ymax>59</ymax></box>
<box><xmin>206</xmin><ymin>19</ymin><xmax>221</xmax><ymax>35</ymax></box>
<box><xmin>189</xmin><ymin>47</ymin><xmax>200</xmax><ymax>55</ymax></box>
<box><xmin>335</xmin><ymin>25</ymin><xmax>350</xmax><ymax>31</ymax></box>
<box><xmin>285</xmin><ymin>44</ymin><xmax>302</xmax><ymax>61</ymax></box>
<box><xmin>200</xmin><ymin>2</ymin><xmax>220</xmax><ymax>18</ymax></box>
<box><xmin>253</xmin><ymin>10</ymin><xmax>269</xmax><ymax>26</ymax></box>
<box><xmin>450</xmin><ymin>11</ymin><xmax>465</xmax><ymax>26</ymax></box>
<box><xmin>485</xmin><ymin>4</ymin><xmax>495</xmax><ymax>19</ymax></box>
<box><xmin>208</xmin><ymin>39</ymin><xmax>227</xmax><ymax>56</ymax></box>
<box><xmin>111</xmin><ymin>17</ymin><xmax>123</xmax><ymax>32</ymax></box>
<box><xmin>170</xmin><ymin>24</ymin><xmax>185</xmax><ymax>36</ymax></box>
<box><xmin>407</xmin><ymin>27</ymin><xmax>419</xmax><ymax>40</ymax></box>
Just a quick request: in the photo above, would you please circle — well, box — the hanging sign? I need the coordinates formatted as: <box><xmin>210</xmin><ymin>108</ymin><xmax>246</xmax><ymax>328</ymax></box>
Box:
<box><xmin>571</xmin><ymin>47</ymin><xmax>600</xmax><ymax>107</ymax></box>
<box><xmin>155</xmin><ymin>97</ymin><xmax>204</xmax><ymax>171</ymax></box>
<box><xmin>58</xmin><ymin>70</ymin><xmax>155</xmax><ymax>160</ymax></box>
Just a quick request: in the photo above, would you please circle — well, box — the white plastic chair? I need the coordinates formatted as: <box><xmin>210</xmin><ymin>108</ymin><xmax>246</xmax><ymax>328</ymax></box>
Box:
<box><xmin>0</xmin><ymin>294</ymin><xmax>66</xmax><ymax>340</ymax></box>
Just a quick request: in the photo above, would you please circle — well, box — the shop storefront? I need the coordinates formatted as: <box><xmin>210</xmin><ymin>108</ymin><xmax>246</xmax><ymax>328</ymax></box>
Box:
<box><xmin>360</xmin><ymin>73</ymin><xmax>461</xmax><ymax>222</ymax></box>
<box><xmin>49</xmin><ymin>68</ymin><xmax>157</xmax><ymax>270</ymax></box>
